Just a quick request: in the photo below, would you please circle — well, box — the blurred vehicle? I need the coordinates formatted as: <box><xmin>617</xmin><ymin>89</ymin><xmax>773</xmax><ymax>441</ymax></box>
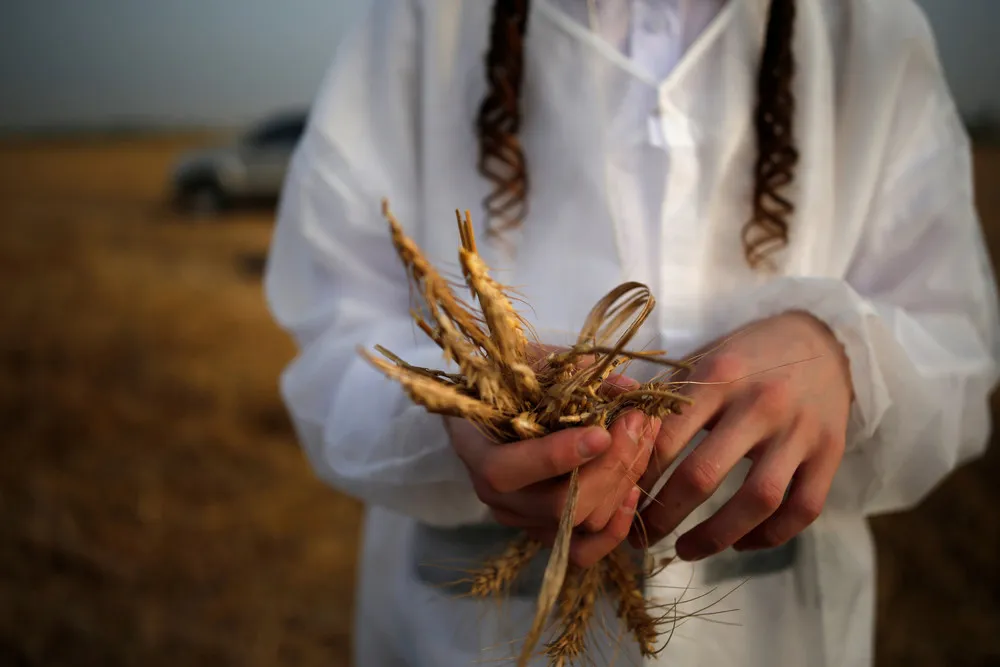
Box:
<box><xmin>171</xmin><ymin>110</ymin><xmax>308</xmax><ymax>215</ymax></box>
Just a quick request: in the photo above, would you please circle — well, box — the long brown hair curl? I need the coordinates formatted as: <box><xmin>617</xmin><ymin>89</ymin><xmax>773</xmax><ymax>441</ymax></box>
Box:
<box><xmin>475</xmin><ymin>0</ymin><xmax>799</xmax><ymax>269</ymax></box>
<box><xmin>476</xmin><ymin>0</ymin><xmax>531</xmax><ymax>238</ymax></box>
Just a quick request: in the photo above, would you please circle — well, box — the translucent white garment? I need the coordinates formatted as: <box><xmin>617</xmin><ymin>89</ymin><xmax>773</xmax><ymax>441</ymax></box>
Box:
<box><xmin>264</xmin><ymin>1</ymin><xmax>1000</xmax><ymax>665</ymax></box>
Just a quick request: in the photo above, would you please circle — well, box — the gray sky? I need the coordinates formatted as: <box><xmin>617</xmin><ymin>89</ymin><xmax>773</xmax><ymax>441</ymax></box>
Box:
<box><xmin>0</xmin><ymin>0</ymin><xmax>369</xmax><ymax>130</ymax></box>
<box><xmin>920</xmin><ymin>0</ymin><xmax>1000</xmax><ymax>123</ymax></box>
<box><xmin>1</xmin><ymin>0</ymin><xmax>997</xmax><ymax>130</ymax></box>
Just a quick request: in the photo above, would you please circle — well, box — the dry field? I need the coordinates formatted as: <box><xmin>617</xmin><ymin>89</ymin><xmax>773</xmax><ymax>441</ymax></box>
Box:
<box><xmin>0</xmin><ymin>135</ymin><xmax>997</xmax><ymax>666</ymax></box>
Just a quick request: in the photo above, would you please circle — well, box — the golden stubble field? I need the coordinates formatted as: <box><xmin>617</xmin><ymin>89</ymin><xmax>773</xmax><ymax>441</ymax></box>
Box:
<box><xmin>0</xmin><ymin>135</ymin><xmax>997</xmax><ymax>666</ymax></box>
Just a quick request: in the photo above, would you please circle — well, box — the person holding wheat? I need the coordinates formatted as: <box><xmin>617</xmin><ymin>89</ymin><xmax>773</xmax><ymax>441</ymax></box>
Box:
<box><xmin>264</xmin><ymin>1</ymin><xmax>1000</xmax><ymax>665</ymax></box>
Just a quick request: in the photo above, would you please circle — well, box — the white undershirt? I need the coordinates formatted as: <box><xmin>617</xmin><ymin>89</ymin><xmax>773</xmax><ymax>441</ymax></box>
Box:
<box><xmin>552</xmin><ymin>0</ymin><xmax>725</xmax><ymax>82</ymax></box>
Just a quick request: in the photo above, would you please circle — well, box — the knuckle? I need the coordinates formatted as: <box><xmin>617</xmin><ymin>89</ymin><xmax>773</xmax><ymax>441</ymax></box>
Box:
<box><xmin>477</xmin><ymin>463</ymin><xmax>505</xmax><ymax>496</ymax></box>
<box><xmin>819</xmin><ymin>428</ymin><xmax>846</xmax><ymax>456</ymax></box>
<box><xmin>581</xmin><ymin>508</ymin><xmax>610</xmax><ymax>533</ymax></box>
<box><xmin>756</xmin><ymin>525</ymin><xmax>789</xmax><ymax>549</ymax></box>
<box><xmin>572</xmin><ymin>508</ymin><xmax>591</xmax><ymax>528</ymax></box>
<box><xmin>791</xmin><ymin>495</ymin><xmax>825</xmax><ymax>526</ymax></box>
<box><xmin>752</xmin><ymin>381</ymin><xmax>791</xmax><ymax>417</ymax></box>
<box><xmin>613</xmin><ymin>516</ymin><xmax>633</xmax><ymax>542</ymax></box>
<box><xmin>700</xmin><ymin>532</ymin><xmax>729</xmax><ymax>555</ymax></box>
<box><xmin>698</xmin><ymin>352</ymin><xmax>745</xmax><ymax>384</ymax></box>
<box><xmin>745</xmin><ymin>477</ymin><xmax>787</xmax><ymax>513</ymax></box>
<box><xmin>470</xmin><ymin>473</ymin><xmax>494</xmax><ymax>503</ymax></box>
<box><xmin>678</xmin><ymin>459</ymin><xmax>720</xmax><ymax>498</ymax></box>
<box><xmin>792</xmin><ymin>410</ymin><xmax>820</xmax><ymax>439</ymax></box>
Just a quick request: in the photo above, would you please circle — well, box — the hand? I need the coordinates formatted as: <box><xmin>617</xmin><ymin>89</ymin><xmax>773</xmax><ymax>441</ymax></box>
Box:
<box><xmin>448</xmin><ymin>388</ymin><xmax>660</xmax><ymax>567</ymax></box>
<box><xmin>630</xmin><ymin>311</ymin><xmax>853</xmax><ymax>561</ymax></box>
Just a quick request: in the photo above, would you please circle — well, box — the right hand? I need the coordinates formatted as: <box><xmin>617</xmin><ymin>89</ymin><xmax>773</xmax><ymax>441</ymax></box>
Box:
<box><xmin>446</xmin><ymin>409</ymin><xmax>659</xmax><ymax>568</ymax></box>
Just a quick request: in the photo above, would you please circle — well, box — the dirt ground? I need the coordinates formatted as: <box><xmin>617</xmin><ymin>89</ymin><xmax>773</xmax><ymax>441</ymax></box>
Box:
<box><xmin>0</xmin><ymin>135</ymin><xmax>997</xmax><ymax>667</ymax></box>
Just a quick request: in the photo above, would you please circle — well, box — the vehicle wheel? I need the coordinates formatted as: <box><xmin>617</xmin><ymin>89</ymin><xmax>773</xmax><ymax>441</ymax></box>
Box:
<box><xmin>183</xmin><ymin>183</ymin><xmax>226</xmax><ymax>218</ymax></box>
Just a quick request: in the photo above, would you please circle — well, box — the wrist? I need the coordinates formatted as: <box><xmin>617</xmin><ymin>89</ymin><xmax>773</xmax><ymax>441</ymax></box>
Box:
<box><xmin>780</xmin><ymin>309</ymin><xmax>855</xmax><ymax>402</ymax></box>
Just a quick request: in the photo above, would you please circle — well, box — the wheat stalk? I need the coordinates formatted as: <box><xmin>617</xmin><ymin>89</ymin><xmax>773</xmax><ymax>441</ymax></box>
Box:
<box><xmin>360</xmin><ymin>200</ymin><xmax>692</xmax><ymax>666</ymax></box>
<box><xmin>545</xmin><ymin>564</ymin><xmax>602</xmax><ymax>666</ymax></box>
<box><xmin>468</xmin><ymin>534</ymin><xmax>542</xmax><ymax>599</ymax></box>
<box><xmin>603</xmin><ymin>548</ymin><xmax>659</xmax><ymax>657</ymax></box>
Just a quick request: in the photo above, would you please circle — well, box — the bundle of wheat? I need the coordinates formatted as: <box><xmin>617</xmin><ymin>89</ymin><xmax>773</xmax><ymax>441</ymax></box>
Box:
<box><xmin>360</xmin><ymin>200</ymin><xmax>695</xmax><ymax>666</ymax></box>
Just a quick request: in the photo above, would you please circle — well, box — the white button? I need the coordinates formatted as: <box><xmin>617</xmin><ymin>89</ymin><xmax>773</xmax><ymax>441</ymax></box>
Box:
<box><xmin>649</xmin><ymin>111</ymin><xmax>695</xmax><ymax>148</ymax></box>
<box><xmin>664</xmin><ymin>114</ymin><xmax>695</xmax><ymax>145</ymax></box>
<box><xmin>647</xmin><ymin>115</ymin><xmax>668</xmax><ymax>148</ymax></box>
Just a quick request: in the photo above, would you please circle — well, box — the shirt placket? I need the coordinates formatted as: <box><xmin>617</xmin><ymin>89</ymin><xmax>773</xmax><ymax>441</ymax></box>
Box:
<box><xmin>654</xmin><ymin>92</ymin><xmax>704</xmax><ymax>331</ymax></box>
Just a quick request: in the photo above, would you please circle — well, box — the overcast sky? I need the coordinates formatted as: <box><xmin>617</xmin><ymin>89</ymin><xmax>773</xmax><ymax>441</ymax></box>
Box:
<box><xmin>1</xmin><ymin>0</ymin><xmax>997</xmax><ymax>130</ymax></box>
<box><xmin>0</xmin><ymin>0</ymin><xmax>368</xmax><ymax>130</ymax></box>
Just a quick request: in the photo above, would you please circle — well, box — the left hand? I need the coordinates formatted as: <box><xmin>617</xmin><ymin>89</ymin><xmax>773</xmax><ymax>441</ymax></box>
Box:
<box><xmin>629</xmin><ymin>311</ymin><xmax>853</xmax><ymax>561</ymax></box>
<box><xmin>451</xmin><ymin>342</ymin><xmax>660</xmax><ymax>568</ymax></box>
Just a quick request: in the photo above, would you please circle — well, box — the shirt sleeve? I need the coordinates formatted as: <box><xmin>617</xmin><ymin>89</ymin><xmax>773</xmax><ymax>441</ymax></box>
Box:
<box><xmin>715</xmin><ymin>28</ymin><xmax>1000</xmax><ymax>517</ymax></box>
<box><xmin>264</xmin><ymin>0</ymin><xmax>490</xmax><ymax>528</ymax></box>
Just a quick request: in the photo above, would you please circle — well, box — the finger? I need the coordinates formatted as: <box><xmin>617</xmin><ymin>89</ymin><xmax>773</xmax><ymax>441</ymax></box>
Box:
<box><xmin>495</xmin><ymin>411</ymin><xmax>654</xmax><ymax>527</ymax></box>
<box><xmin>490</xmin><ymin>508</ymin><xmax>554</xmax><ymax>530</ymax></box>
<box><xmin>674</xmin><ymin>431</ymin><xmax>806</xmax><ymax>561</ymax></box>
<box><xmin>525</xmin><ymin>343</ymin><xmax>594</xmax><ymax>371</ymax></box>
<box><xmin>734</xmin><ymin>433</ymin><xmax>842</xmax><ymax>551</ymax></box>
<box><xmin>576</xmin><ymin>411</ymin><xmax>657</xmax><ymax>531</ymax></box>
<box><xmin>445</xmin><ymin>416</ymin><xmax>496</xmax><ymax>460</ymax></box>
<box><xmin>525</xmin><ymin>343</ymin><xmax>565</xmax><ymax>367</ymax></box>
<box><xmin>638</xmin><ymin>352</ymin><xmax>751</xmax><ymax>492</ymax></box>
<box><xmin>637</xmin><ymin>382</ymin><xmax>724</xmax><ymax>493</ymax></box>
<box><xmin>525</xmin><ymin>527</ymin><xmax>556</xmax><ymax>548</ymax></box>
<box><xmin>476</xmin><ymin>475</ymin><xmax>567</xmax><ymax>521</ymax></box>
<box><xmin>583</xmin><ymin>413</ymin><xmax>660</xmax><ymax>532</ymax></box>
<box><xmin>631</xmin><ymin>396</ymin><xmax>771</xmax><ymax>549</ymax></box>
<box><xmin>600</xmin><ymin>373</ymin><xmax>641</xmax><ymax>396</ymax></box>
<box><xmin>462</xmin><ymin>425</ymin><xmax>612</xmax><ymax>496</ymax></box>
<box><xmin>571</xmin><ymin>487</ymin><xmax>641</xmax><ymax>568</ymax></box>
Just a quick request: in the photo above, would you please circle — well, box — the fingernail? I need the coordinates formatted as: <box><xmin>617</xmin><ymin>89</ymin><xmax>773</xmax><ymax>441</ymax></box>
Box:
<box><xmin>579</xmin><ymin>428</ymin><xmax>611</xmax><ymax>459</ymax></box>
<box><xmin>621</xmin><ymin>487</ymin><xmax>641</xmax><ymax>513</ymax></box>
<box><xmin>625</xmin><ymin>412</ymin><xmax>644</xmax><ymax>443</ymax></box>
<box><xmin>677</xmin><ymin>550</ymin><xmax>705</xmax><ymax>562</ymax></box>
